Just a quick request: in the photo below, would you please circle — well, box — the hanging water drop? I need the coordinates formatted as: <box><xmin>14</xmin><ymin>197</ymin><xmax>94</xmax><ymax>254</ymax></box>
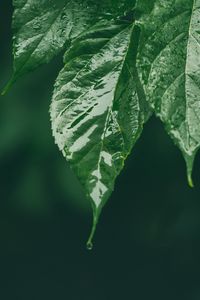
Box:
<box><xmin>86</xmin><ymin>241</ymin><xmax>93</xmax><ymax>251</ymax></box>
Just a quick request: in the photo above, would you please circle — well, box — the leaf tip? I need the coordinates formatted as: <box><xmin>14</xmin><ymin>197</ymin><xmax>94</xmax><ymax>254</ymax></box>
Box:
<box><xmin>1</xmin><ymin>78</ymin><xmax>14</xmax><ymax>96</ymax></box>
<box><xmin>86</xmin><ymin>204</ymin><xmax>101</xmax><ymax>251</ymax></box>
<box><xmin>187</xmin><ymin>173</ymin><xmax>194</xmax><ymax>188</ymax></box>
<box><xmin>86</xmin><ymin>216</ymin><xmax>97</xmax><ymax>251</ymax></box>
<box><xmin>1</xmin><ymin>86</ymin><xmax>8</xmax><ymax>96</ymax></box>
<box><xmin>184</xmin><ymin>152</ymin><xmax>195</xmax><ymax>188</ymax></box>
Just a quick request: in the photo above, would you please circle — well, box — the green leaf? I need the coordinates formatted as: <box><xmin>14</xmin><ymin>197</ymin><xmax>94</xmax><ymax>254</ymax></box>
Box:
<box><xmin>50</xmin><ymin>19</ymin><xmax>150</xmax><ymax>247</ymax></box>
<box><xmin>136</xmin><ymin>0</ymin><xmax>200</xmax><ymax>186</ymax></box>
<box><xmin>2</xmin><ymin>0</ymin><xmax>107</xmax><ymax>94</ymax></box>
<box><xmin>7</xmin><ymin>0</ymin><xmax>200</xmax><ymax>247</ymax></box>
<box><xmin>3</xmin><ymin>0</ymin><xmax>138</xmax><ymax>94</ymax></box>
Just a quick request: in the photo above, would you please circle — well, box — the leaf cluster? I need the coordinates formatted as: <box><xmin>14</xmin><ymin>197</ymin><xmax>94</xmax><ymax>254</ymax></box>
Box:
<box><xmin>3</xmin><ymin>0</ymin><xmax>200</xmax><ymax>247</ymax></box>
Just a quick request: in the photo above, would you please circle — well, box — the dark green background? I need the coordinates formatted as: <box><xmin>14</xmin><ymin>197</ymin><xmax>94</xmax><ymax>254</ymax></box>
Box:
<box><xmin>1</xmin><ymin>2</ymin><xmax>200</xmax><ymax>299</ymax></box>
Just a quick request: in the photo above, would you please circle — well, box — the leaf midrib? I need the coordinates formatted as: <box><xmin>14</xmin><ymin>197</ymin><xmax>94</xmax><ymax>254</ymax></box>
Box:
<box><xmin>88</xmin><ymin>24</ymin><xmax>135</xmax><ymax>206</ymax></box>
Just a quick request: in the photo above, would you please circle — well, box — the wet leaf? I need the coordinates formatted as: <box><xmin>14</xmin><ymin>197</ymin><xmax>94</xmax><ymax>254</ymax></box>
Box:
<box><xmin>50</xmin><ymin>19</ymin><xmax>150</xmax><ymax>246</ymax></box>
<box><xmin>136</xmin><ymin>0</ymin><xmax>200</xmax><ymax>185</ymax></box>
<box><xmin>3</xmin><ymin>0</ymin><xmax>108</xmax><ymax>93</ymax></box>
<box><xmin>4</xmin><ymin>0</ymin><xmax>200</xmax><ymax>246</ymax></box>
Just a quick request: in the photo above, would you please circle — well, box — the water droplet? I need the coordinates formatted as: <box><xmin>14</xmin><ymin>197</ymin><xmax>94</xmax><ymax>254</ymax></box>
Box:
<box><xmin>86</xmin><ymin>241</ymin><xmax>93</xmax><ymax>251</ymax></box>
<box><xmin>33</xmin><ymin>21</ymin><xmax>41</xmax><ymax>30</ymax></box>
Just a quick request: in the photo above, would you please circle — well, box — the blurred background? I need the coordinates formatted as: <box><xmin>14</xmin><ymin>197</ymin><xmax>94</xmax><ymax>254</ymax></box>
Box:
<box><xmin>1</xmin><ymin>2</ymin><xmax>200</xmax><ymax>299</ymax></box>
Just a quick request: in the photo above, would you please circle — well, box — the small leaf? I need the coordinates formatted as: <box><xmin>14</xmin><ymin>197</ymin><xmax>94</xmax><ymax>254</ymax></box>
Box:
<box><xmin>50</xmin><ymin>19</ymin><xmax>150</xmax><ymax>244</ymax></box>
<box><xmin>3</xmin><ymin>0</ymin><xmax>107</xmax><ymax>93</ymax></box>
<box><xmin>136</xmin><ymin>0</ymin><xmax>200</xmax><ymax>185</ymax></box>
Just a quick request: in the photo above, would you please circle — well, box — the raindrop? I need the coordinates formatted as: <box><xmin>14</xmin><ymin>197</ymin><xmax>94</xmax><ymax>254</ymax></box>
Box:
<box><xmin>33</xmin><ymin>21</ymin><xmax>41</xmax><ymax>30</ymax></box>
<box><xmin>86</xmin><ymin>241</ymin><xmax>93</xmax><ymax>251</ymax></box>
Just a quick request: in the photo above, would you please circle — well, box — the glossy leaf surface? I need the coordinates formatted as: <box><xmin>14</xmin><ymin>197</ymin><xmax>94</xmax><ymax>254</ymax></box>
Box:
<box><xmin>50</xmin><ymin>19</ymin><xmax>149</xmax><ymax>246</ymax></box>
<box><xmin>136</xmin><ymin>0</ymin><xmax>200</xmax><ymax>185</ymax></box>
<box><xmin>5</xmin><ymin>0</ymin><xmax>200</xmax><ymax>246</ymax></box>
<box><xmin>5</xmin><ymin>0</ymin><xmax>104</xmax><ymax>91</ymax></box>
<box><xmin>5</xmin><ymin>0</ymin><xmax>137</xmax><ymax>93</ymax></box>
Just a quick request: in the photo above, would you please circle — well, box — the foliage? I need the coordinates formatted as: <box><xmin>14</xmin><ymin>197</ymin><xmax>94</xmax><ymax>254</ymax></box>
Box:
<box><xmin>2</xmin><ymin>0</ymin><xmax>200</xmax><ymax>248</ymax></box>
